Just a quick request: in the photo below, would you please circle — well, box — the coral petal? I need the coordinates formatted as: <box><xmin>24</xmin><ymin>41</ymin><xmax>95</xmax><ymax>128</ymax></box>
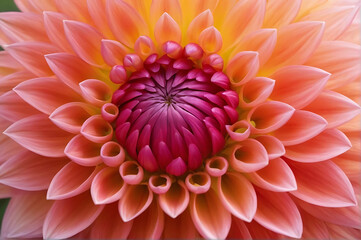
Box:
<box><xmin>240</xmin><ymin>77</ymin><xmax>275</xmax><ymax>108</ymax></box>
<box><xmin>81</xmin><ymin>115</ymin><xmax>113</xmax><ymax>143</ymax></box>
<box><xmin>226</xmin><ymin>51</ymin><xmax>259</xmax><ymax>87</ymax></box>
<box><xmin>255</xmin><ymin>135</ymin><xmax>285</xmax><ymax>160</ymax></box>
<box><xmin>79</xmin><ymin>79</ymin><xmax>112</xmax><ymax>107</ymax></box>
<box><xmin>101</xmin><ymin>39</ymin><xmax>129</xmax><ymax>67</ymax></box>
<box><xmin>158</xmin><ymin>180</ymin><xmax>189</xmax><ymax>218</ymax></box>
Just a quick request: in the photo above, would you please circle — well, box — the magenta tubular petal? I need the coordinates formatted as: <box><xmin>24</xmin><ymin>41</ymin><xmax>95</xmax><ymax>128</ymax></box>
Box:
<box><xmin>119</xmin><ymin>161</ymin><xmax>144</xmax><ymax>185</ymax></box>
<box><xmin>185</xmin><ymin>172</ymin><xmax>211</xmax><ymax>194</ymax></box>
<box><xmin>100</xmin><ymin>141</ymin><xmax>125</xmax><ymax>167</ymax></box>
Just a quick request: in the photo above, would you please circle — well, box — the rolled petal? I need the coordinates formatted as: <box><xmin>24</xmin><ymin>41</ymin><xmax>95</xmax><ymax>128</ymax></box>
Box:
<box><xmin>247</xmin><ymin>158</ymin><xmax>297</xmax><ymax>192</ymax></box>
<box><xmin>43</xmin><ymin>191</ymin><xmax>104</xmax><ymax>239</ymax></box>
<box><xmin>79</xmin><ymin>79</ymin><xmax>112</xmax><ymax>107</ymax></box>
<box><xmin>247</xmin><ymin>101</ymin><xmax>295</xmax><ymax>134</ymax></box>
<box><xmin>0</xmin><ymin>150</ymin><xmax>67</xmax><ymax>191</ymax></box>
<box><xmin>155</xmin><ymin>13</ymin><xmax>182</xmax><ymax>45</ymax></box>
<box><xmin>187</xmin><ymin>9</ymin><xmax>213</xmax><ymax>43</ymax></box>
<box><xmin>106</xmin><ymin>0</ymin><xmax>148</xmax><ymax>47</ymax></box>
<box><xmin>89</xmin><ymin>203</ymin><xmax>133</xmax><ymax>239</ymax></box>
<box><xmin>273</xmin><ymin>110</ymin><xmax>328</xmax><ymax>146</ymax></box>
<box><xmin>101</xmin><ymin>39</ymin><xmax>129</xmax><ymax>67</ymax></box>
<box><xmin>270</xmin><ymin>65</ymin><xmax>330</xmax><ymax>109</ymax></box>
<box><xmin>306</xmin><ymin>41</ymin><xmax>361</xmax><ymax>89</ymax></box>
<box><xmin>47</xmin><ymin>162</ymin><xmax>98</xmax><ymax>200</ymax></box>
<box><xmin>134</xmin><ymin>36</ymin><xmax>156</xmax><ymax>60</ymax></box>
<box><xmin>101</xmin><ymin>103</ymin><xmax>119</xmax><ymax>123</ymax></box>
<box><xmin>218</xmin><ymin>172</ymin><xmax>257</xmax><ymax>222</ymax></box>
<box><xmin>119</xmin><ymin>161</ymin><xmax>144</xmax><ymax>185</ymax></box>
<box><xmin>288</xmin><ymin>160</ymin><xmax>357</xmax><ymax>207</ymax></box>
<box><xmin>64</xmin><ymin>20</ymin><xmax>105</xmax><ymax>67</ymax></box>
<box><xmin>185</xmin><ymin>172</ymin><xmax>211</xmax><ymax>194</ymax></box>
<box><xmin>239</xmin><ymin>77</ymin><xmax>275</xmax><ymax>108</ymax></box>
<box><xmin>81</xmin><ymin>115</ymin><xmax>113</xmax><ymax>143</ymax></box>
<box><xmin>255</xmin><ymin>135</ymin><xmax>285</xmax><ymax>160</ymax></box>
<box><xmin>14</xmin><ymin>77</ymin><xmax>81</xmax><ymax>115</ymax></box>
<box><xmin>226</xmin><ymin>51</ymin><xmax>259</xmax><ymax>87</ymax></box>
<box><xmin>1</xmin><ymin>191</ymin><xmax>52</xmax><ymax>238</ymax></box>
<box><xmin>91</xmin><ymin>167</ymin><xmax>126</xmax><ymax>205</ymax></box>
<box><xmin>148</xmin><ymin>174</ymin><xmax>171</xmax><ymax>194</ymax></box>
<box><xmin>263</xmin><ymin>0</ymin><xmax>301</xmax><ymax>28</ymax></box>
<box><xmin>118</xmin><ymin>183</ymin><xmax>153</xmax><ymax>222</ymax></box>
<box><xmin>100</xmin><ymin>141</ymin><xmax>125</xmax><ymax>167</ymax></box>
<box><xmin>163</xmin><ymin>209</ymin><xmax>200</xmax><ymax>239</ymax></box>
<box><xmin>226</xmin><ymin>120</ymin><xmax>251</xmax><ymax>142</ymax></box>
<box><xmin>64</xmin><ymin>134</ymin><xmax>102</xmax><ymax>166</ymax></box>
<box><xmin>4</xmin><ymin>114</ymin><xmax>73</xmax><ymax>157</ymax></box>
<box><xmin>198</xmin><ymin>26</ymin><xmax>222</xmax><ymax>53</ymax></box>
<box><xmin>254</xmin><ymin>190</ymin><xmax>303</xmax><ymax>238</ymax></box>
<box><xmin>205</xmin><ymin>156</ymin><xmax>228</xmax><ymax>177</ymax></box>
<box><xmin>304</xmin><ymin>90</ymin><xmax>361</xmax><ymax>128</ymax></box>
<box><xmin>158</xmin><ymin>180</ymin><xmax>189</xmax><ymax>218</ymax></box>
<box><xmin>285</xmin><ymin>128</ymin><xmax>352</xmax><ymax>162</ymax></box>
<box><xmin>228</xmin><ymin>139</ymin><xmax>269</xmax><ymax>173</ymax></box>
<box><xmin>190</xmin><ymin>188</ymin><xmax>231</xmax><ymax>239</ymax></box>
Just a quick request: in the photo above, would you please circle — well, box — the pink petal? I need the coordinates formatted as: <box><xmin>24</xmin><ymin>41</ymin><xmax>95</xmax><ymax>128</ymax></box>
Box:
<box><xmin>273</xmin><ymin>110</ymin><xmax>328</xmax><ymax>146</ymax></box>
<box><xmin>55</xmin><ymin>0</ymin><xmax>93</xmax><ymax>24</ymax></box>
<box><xmin>255</xmin><ymin>135</ymin><xmax>285</xmax><ymax>160</ymax></box>
<box><xmin>226</xmin><ymin>120</ymin><xmax>251</xmax><ymax>142</ymax></box>
<box><xmin>155</xmin><ymin>13</ymin><xmax>182</xmax><ymax>45</ymax></box>
<box><xmin>228</xmin><ymin>138</ymin><xmax>269</xmax><ymax>173</ymax></box>
<box><xmin>254</xmin><ymin>190</ymin><xmax>303</xmax><ymax>238</ymax></box>
<box><xmin>247</xmin><ymin>101</ymin><xmax>295</xmax><ymax>134</ymax></box>
<box><xmin>247</xmin><ymin>158</ymin><xmax>297</xmax><ymax>192</ymax></box>
<box><xmin>205</xmin><ymin>156</ymin><xmax>228</xmax><ymax>177</ymax></box>
<box><xmin>47</xmin><ymin>162</ymin><xmax>99</xmax><ymax>200</ymax></box>
<box><xmin>190</xmin><ymin>188</ymin><xmax>231</xmax><ymax>239</ymax></box>
<box><xmin>14</xmin><ymin>77</ymin><xmax>81</xmax><ymax>115</ymax></box>
<box><xmin>270</xmin><ymin>65</ymin><xmax>330</xmax><ymax>109</ymax></box>
<box><xmin>226</xmin><ymin>51</ymin><xmax>259</xmax><ymax>87</ymax></box>
<box><xmin>89</xmin><ymin>203</ymin><xmax>133</xmax><ymax>239</ymax></box>
<box><xmin>81</xmin><ymin>115</ymin><xmax>113</xmax><ymax>143</ymax></box>
<box><xmin>148</xmin><ymin>174</ymin><xmax>172</xmax><ymax>194</ymax></box>
<box><xmin>4</xmin><ymin>114</ymin><xmax>73</xmax><ymax>157</ymax></box>
<box><xmin>288</xmin><ymin>160</ymin><xmax>357</xmax><ymax>207</ymax></box>
<box><xmin>263</xmin><ymin>0</ymin><xmax>301</xmax><ymax>28</ymax></box>
<box><xmin>118</xmin><ymin>184</ymin><xmax>153</xmax><ymax>222</ymax></box>
<box><xmin>50</xmin><ymin>102</ymin><xmax>97</xmax><ymax>134</ymax></box>
<box><xmin>64</xmin><ymin>134</ymin><xmax>103</xmax><ymax>166</ymax></box>
<box><xmin>79</xmin><ymin>79</ymin><xmax>112</xmax><ymax>107</ymax></box>
<box><xmin>101</xmin><ymin>39</ymin><xmax>129</xmax><ymax>67</ymax></box>
<box><xmin>101</xmin><ymin>103</ymin><xmax>119</xmax><ymax>123</ymax></box>
<box><xmin>43</xmin><ymin>191</ymin><xmax>104</xmax><ymax>239</ymax></box>
<box><xmin>187</xmin><ymin>9</ymin><xmax>214</xmax><ymax>43</ymax></box>
<box><xmin>217</xmin><ymin>172</ymin><xmax>257</xmax><ymax>222</ymax></box>
<box><xmin>300</xmin><ymin>209</ymin><xmax>330</xmax><ymax>240</ymax></box>
<box><xmin>28</xmin><ymin>0</ymin><xmax>57</xmax><ymax>13</ymax></box>
<box><xmin>1</xmin><ymin>191</ymin><xmax>52</xmax><ymax>238</ymax></box>
<box><xmin>119</xmin><ymin>160</ymin><xmax>144</xmax><ymax>185</ymax></box>
<box><xmin>285</xmin><ymin>128</ymin><xmax>351</xmax><ymax>162</ymax></box>
<box><xmin>0</xmin><ymin>70</ymin><xmax>35</xmax><ymax>95</ymax></box>
<box><xmin>306</xmin><ymin>41</ymin><xmax>361</xmax><ymax>89</ymax></box>
<box><xmin>163</xmin><ymin>209</ymin><xmax>200</xmax><ymax>239</ymax></box>
<box><xmin>0</xmin><ymin>150</ymin><xmax>67</xmax><ymax>191</ymax></box>
<box><xmin>158</xmin><ymin>180</ymin><xmax>189</xmax><ymax>218</ymax></box>
<box><xmin>100</xmin><ymin>141</ymin><xmax>125</xmax><ymax>167</ymax></box>
<box><xmin>87</xmin><ymin>0</ymin><xmax>114</xmax><ymax>39</ymax></box>
<box><xmin>303</xmin><ymin>90</ymin><xmax>361</xmax><ymax>128</ymax></box>
<box><xmin>106</xmin><ymin>0</ymin><xmax>148</xmax><ymax>47</ymax></box>
<box><xmin>327</xmin><ymin>223</ymin><xmax>361</xmax><ymax>239</ymax></box>
<box><xmin>91</xmin><ymin>167</ymin><xmax>126</xmax><ymax>205</ymax></box>
<box><xmin>185</xmin><ymin>172</ymin><xmax>211</xmax><ymax>194</ymax></box>
<box><xmin>239</xmin><ymin>77</ymin><xmax>275</xmax><ymax>108</ymax></box>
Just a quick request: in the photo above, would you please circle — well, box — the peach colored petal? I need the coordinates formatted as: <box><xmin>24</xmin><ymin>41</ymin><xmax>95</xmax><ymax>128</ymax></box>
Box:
<box><xmin>26</xmin><ymin>0</ymin><xmax>57</xmax><ymax>12</ymax></box>
<box><xmin>1</xmin><ymin>191</ymin><xmax>52</xmax><ymax>238</ymax></box>
<box><xmin>220</xmin><ymin>0</ymin><xmax>266</xmax><ymax>50</ymax></box>
<box><xmin>185</xmin><ymin>172</ymin><xmax>211</xmax><ymax>194</ymax></box>
<box><xmin>14</xmin><ymin>77</ymin><xmax>81</xmax><ymax>115</ymax></box>
<box><xmin>43</xmin><ymin>191</ymin><xmax>104</xmax><ymax>239</ymax></box>
<box><xmin>273</xmin><ymin>110</ymin><xmax>328</xmax><ymax>146</ymax></box>
<box><xmin>155</xmin><ymin>13</ymin><xmax>181</xmax><ymax>45</ymax></box>
<box><xmin>0</xmin><ymin>51</ymin><xmax>22</xmax><ymax>72</ymax></box>
<box><xmin>228</xmin><ymin>139</ymin><xmax>269</xmax><ymax>173</ymax></box>
<box><xmin>127</xmin><ymin>200</ymin><xmax>164</xmax><ymax>239</ymax></box>
<box><xmin>270</xmin><ymin>65</ymin><xmax>330</xmax><ymax>109</ymax></box>
<box><xmin>47</xmin><ymin>162</ymin><xmax>98</xmax><ymax>200</ymax></box>
<box><xmin>254</xmin><ymin>190</ymin><xmax>303</xmax><ymax>238</ymax></box>
<box><xmin>0</xmin><ymin>71</ymin><xmax>35</xmax><ymax>95</ymax></box>
<box><xmin>87</xmin><ymin>0</ymin><xmax>114</xmax><ymax>39</ymax></box>
<box><xmin>285</xmin><ymin>128</ymin><xmax>351</xmax><ymax>162</ymax></box>
<box><xmin>301</xmin><ymin>6</ymin><xmax>359</xmax><ymax>40</ymax></box>
<box><xmin>106</xmin><ymin>0</ymin><xmax>148</xmax><ymax>47</ymax></box>
<box><xmin>79</xmin><ymin>79</ymin><xmax>112</xmax><ymax>107</ymax></box>
<box><xmin>101</xmin><ymin>39</ymin><xmax>129</xmax><ymax>67</ymax></box>
<box><xmin>239</xmin><ymin>77</ymin><xmax>275</xmax><ymax>108</ymax></box>
<box><xmin>64</xmin><ymin>20</ymin><xmax>105</xmax><ymax>67</ymax></box>
<box><xmin>190</xmin><ymin>188</ymin><xmax>231</xmax><ymax>239</ymax></box>
<box><xmin>0</xmin><ymin>90</ymin><xmax>38</xmax><ymax>122</ymax></box>
<box><xmin>91</xmin><ymin>167</ymin><xmax>126</xmax><ymax>204</ymax></box>
<box><xmin>247</xmin><ymin>158</ymin><xmax>297</xmax><ymax>192</ymax></box>
<box><xmin>81</xmin><ymin>115</ymin><xmax>113</xmax><ymax>143</ymax></box>
<box><xmin>226</xmin><ymin>51</ymin><xmax>259</xmax><ymax>87</ymax></box>
<box><xmin>45</xmin><ymin>53</ymin><xmax>101</xmax><ymax>92</ymax></box>
<box><xmin>119</xmin><ymin>160</ymin><xmax>144</xmax><ymax>185</ymax></box>
<box><xmin>263</xmin><ymin>0</ymin><xmax>301</xmax><ymax>28</ymax></box>
<box><xmin>50</xmin><ymin>102</ymin><xmax>97</xmax><ymax>134</ymax></box>
<box><xmin>64</xmin><ymin>134</ymin><xmax>103</xmax><ymax>166</ymax></box>
<box><xmin>299</xmin><ymin>209</ymin><xmax>330</xmax><ymax>239</ymax></box>
<box><xmin>218</xmin><ymin>172</ymin><xmax>257</xmax><ymax>222</ymax></box>
<box><xmin>150</xmin><ymin>0</ymin><xmax>182</xmax><ymax>26</ymax></box>
<box><xmin>0</xmin><ymin>150</ymin><xmax>67</xmax><ymax>191</ymax></box>
<box><xmin>14</xmin><ymin>0</ymin><xmax>39</xmax><ymax>12</ymax></box>
<box><xmin>5</xmin><ymin>42</ymin><xmax>57</xmax><ymax>77</ymax></box>
<box><xmin>205</xmin><ymin>156</ymin><xmax>228</xmax><ymax>177</ymax></box>
<box><xmin>230</xmin><ymin>29</ymin><xmax>277</xmax><ymax>67</ymax></box>
<box><xmin>306</xmin><ymin>41</ymin><xmax>361</xmax><ymax>89</ymax></box>
<box><xmin>89</xmin><ymin>203</ymin><xmax>133</xmax><ymax>239</ymax></box>
<box><xmin>338</xmin><ymin>20</ymin><xmax>360</xmax><ymax>44</ymax></box>
<box><xmin>100</xmin><ymin>141</ymin><xmax>125</xmax><ymax>167</ymax></box>
<box><xmin>158</xmin><ymin>180</ymin><xmax>189</xmax><ymax>218</ymax></box>
<box><xmin>0</xmin><ymin>12</ymin><xmax>49</xmax><ymax>43</ymax></box>
<box><xmin>186</xmin><ymin>9</ymin><xmax>213</xmax><ymax>43</ymax></box>
<box><xmin>255</xmin><ymin>135</ymin><xmax>285</xmax><ymax>160</ymax></box>
<box><xmin>198</xmin><ymin>26</ymin><xmax>222</xmax><ymax>54</ymax></box>
<box><xmin>227</xmin><ymin>218</ymin><xmax>252</xmax><ymax>239</ymax></box>
<box><xmin>55</xmin><ymin>0</ymin><xmax>93</xmax><ymax>24</ymax></box>
<box><xmin>263</xmin><ymin>21</ymin><xmax>325</xmax><ymax>73</ymax></box>
<box><xmin>118</xmin><ymin>184</ymin><xmax>153</xmax><ymax>222</ymax></box>
<box><xmin>43</xmin><ymin>11</ymin><xmax>73</xmax><ymax>53</ymax></box>
<box><xmin>247</xmin><ymin>101</ymin><xmax>295</xmax><ymax>134</ymax></box>
<box><xmin>4</xmin><ymin>114</ymin><xmax>73</xmax><ymax>157</ymax></box>
<box><xmin>134</xmin><ymin>36</ymin><xmax>156</xmax><ymax>60</ymax></box>
<box><xmin>289</xmin><ymin>160</ymin><xmax>357</xmax><ymax>207</ymax></box>
<box><xmin>226</xmin><ymin>120</ymin><xmax>251</xmax><ymax>142</ymax></box>
<box><xmin>163</xmin><ymin>209</ymin><xmax>200</xmax><ymax>239</ymax></box>
<box><xmin>296</xmin><ymin>0</ymin><xmax>328</xmax><ymax>19</ymax></box>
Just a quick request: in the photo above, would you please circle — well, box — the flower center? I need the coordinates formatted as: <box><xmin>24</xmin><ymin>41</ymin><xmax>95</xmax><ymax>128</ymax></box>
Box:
<box><xmin>112</xmin><ymin>53</ymin><xmax>239</xmax><ymax>176</ymax></box>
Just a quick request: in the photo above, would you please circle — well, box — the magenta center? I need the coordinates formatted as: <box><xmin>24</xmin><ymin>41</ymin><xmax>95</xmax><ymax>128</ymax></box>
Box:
<box><xmin>113</xmin><ymin>54</ymin><xmax>239</xmax><ymax>176</ymax></box>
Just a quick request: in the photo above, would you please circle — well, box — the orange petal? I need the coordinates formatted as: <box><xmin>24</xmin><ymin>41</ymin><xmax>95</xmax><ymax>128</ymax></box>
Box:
<box><xmin>190</xmin><ymin>188</ymin><xmax>231</xmax><ymax>239</ymax></box>
<box><xmin>155</xmin><ymin>13</ymin><xmax>182</xmax><ymax>45</ymax></box>
<box><xmin>288</xmin><ymin>160</ymin><xmax>357</xmax><ymax>207</ymax></box>
<box><xmin>158</xmin><ymin>180</ymin><xmax>189</xmax><ymax>218</ymax></box>
<box><xmin>4</xmin><ymin>114</ymin><xmax>73</xmax><ymax>157</ymax></box>
<box><xmin>239</xmin><ymin>77</ymin><xmax>275</xmax><ymax>108</ymax></box>
<box><xmin>43</xmin><ymin>191</ymin><xmax>104</xmax><ymax>239</ymax></box>
<box><xmin>263</xmin><ymin>0</ymin><xmax>301</xmax><ymax>28</ymax></box>
<box><xmin>186</xmin><ymin>9</ymin><xmax>213</xmax><ymax>43</ymax></box>
<box><xmin>226</xmin><ymin>51</ymin><xmax>259</xmax><ymax>87</ymax></box>
<box><xmin>150</xmin><ymin>0</ymin><xmax>182</xmax><ymax>26</ymax></box>
<box><xmin>198</xmin><ymin>26</ymin><xmax>222</xmax><ymax>53</ymax></box>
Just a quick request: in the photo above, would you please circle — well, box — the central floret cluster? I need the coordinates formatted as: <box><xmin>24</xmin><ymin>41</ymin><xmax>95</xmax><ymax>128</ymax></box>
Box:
<box><xmin>112</xmin><ymin>48</ymin><xmax>239</xmax><ymax>176</ymax></box>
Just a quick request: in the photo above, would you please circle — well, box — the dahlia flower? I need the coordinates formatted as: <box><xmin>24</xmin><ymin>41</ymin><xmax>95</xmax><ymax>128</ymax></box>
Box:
<box><xmin>0</xmin><ymin>0</ymin><xmax>360</xmax><ymax>239</ymax></box>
